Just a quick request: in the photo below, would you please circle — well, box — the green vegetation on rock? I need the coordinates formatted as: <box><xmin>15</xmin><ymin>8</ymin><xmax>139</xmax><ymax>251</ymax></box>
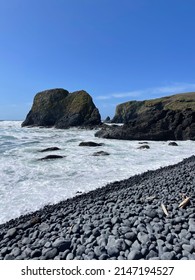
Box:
<box><xmin>22</xmin><ymin>88</ymin><xmax>101</xmax><ymax>128</ymax></box>
<box><xmin>112</xmin><ymin>92</ymin><xmax>195</xmax><ymax>123</ymax></box>
<box><xmin>96</xmin><ymin>92</ymin><xmax>195</xmax><ymax>141</ymax></box>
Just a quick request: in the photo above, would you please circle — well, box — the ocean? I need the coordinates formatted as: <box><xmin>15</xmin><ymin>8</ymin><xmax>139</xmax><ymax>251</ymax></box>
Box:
<box><xmin>0</xmin><ymin>120</ymin><xmax>195</xmax><ymax>225</ymax></box>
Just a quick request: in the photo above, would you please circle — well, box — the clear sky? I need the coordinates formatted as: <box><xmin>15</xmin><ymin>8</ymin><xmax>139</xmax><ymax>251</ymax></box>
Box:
<box><xmin>0</xmin><ymin>0</ymin><xmax>195</xmax><ymax>120</ymax></box>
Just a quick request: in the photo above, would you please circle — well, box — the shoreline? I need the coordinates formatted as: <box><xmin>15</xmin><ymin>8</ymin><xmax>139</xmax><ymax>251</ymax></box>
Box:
<box><xmin>0</xmin><ymin>155</ymin><xmax>195</xmax><ymax>260</ymax></box>
<box><xmin>1</xmin><ymin>155</ymin><xmax>194</xmax><ymax>229</ymax></box>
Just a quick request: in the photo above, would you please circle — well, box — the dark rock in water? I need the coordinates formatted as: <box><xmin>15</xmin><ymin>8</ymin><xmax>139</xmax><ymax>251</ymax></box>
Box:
<box><xmin>92</xmin><ymin>151</ymin><xmax>110</xmax><ymax>156</ymax></box>
<box><xmin>137</xmin><ymin>145</ymin><xmax>150</xmax><ymax>149</ymax></box>
<box><xmin>168</xmin><ymin>142</ymin><xmax>178</xmax><ymax>146</ymax></box>
<box><xmin>96</xmin><ymin>92</ymin><xmax>195</xmax><ymax>140</ymax></box>
<box><xmin>22</xmin><ymin>88</ymin><xmax>101</xmax><ymax>128</ymax></box>
<box><xmin>79</xmin><ymin>141</ymin><xmax>103</xmax><ymax>147</ymax></box>
<box><xmin>39</xmin><ymin>147</ymin><xmax>61</xmax><ymax>152</ymax></box>
<box><xmin>104</xmin><ymin>116</ymin><xmax>111</xmax><ymax>123</ymax></box>
<box><xmin>38</xmin><ymin>155</ymin><xmax>64</xmax><ymax>160</ymax></box>
<box><xmin>76</xmin><ymin>191</ymin><xmax>82</xmax><ymax>195</ymax></box>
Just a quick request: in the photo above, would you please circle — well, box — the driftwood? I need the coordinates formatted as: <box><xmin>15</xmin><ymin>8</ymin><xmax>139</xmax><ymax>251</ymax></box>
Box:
<box><xmin>161</xmin><ymin>203</ymin><xmax>169</xmax><ymax>216</ymax></box>
<box><xmin>145</xmin><ymin>195</ymin><xmax>156</xmax><ymax>201</ymax></box>
<box><xmin>178</xmin><ymin>197</ymin><xmax>190</xmax><ymax>208</ymax></box>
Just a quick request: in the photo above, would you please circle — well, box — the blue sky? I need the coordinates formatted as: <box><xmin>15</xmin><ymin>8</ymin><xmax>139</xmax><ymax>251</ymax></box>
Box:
<box><xmin>0</xmin><ymin>0</ymin><xmax>195</xmax><ymax>120</ymax></box>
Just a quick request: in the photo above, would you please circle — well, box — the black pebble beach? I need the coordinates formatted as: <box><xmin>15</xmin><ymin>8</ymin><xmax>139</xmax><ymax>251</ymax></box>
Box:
<box><xmin>0</xmin><ymin>156</ymin><xmax>195</xmax><ymax>260</ymax></box>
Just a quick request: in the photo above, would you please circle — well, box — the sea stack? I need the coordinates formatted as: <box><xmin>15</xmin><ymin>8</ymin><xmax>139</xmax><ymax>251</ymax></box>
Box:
<box><xmin>22</xmin><ymin>88</ymin><xmax>101</xmax><ymax>128</ymax></box>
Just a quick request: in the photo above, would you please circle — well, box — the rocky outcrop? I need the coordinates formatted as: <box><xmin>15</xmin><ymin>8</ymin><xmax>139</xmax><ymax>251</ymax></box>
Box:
<box><xmin>22</xmin><ymin>88</ymin><xmax>101</xmax><ymax>128</ymax></box>
<box><xmin>168</xmin><ymin>142</ymin><xmax>178</xmax><ymax>146</ymax></box>
<box><xmin>38</xmin><ymin>155</ymin><xmax>65</xmax><ymax>160</ymax></box>
<box><xmin>95</xmin><ymin>92</ymin><xmax>195</xmax><ymax>141</ymax></box>
<box><xmin>79</xmin><ymin>141</ymin><xmax>103</xmax><ymax>147</ymax></box>
<box><xmin>137</xmin><ymin>145</ymin><xmax>150</xmax><ymax>149</ymax></box>
<box><xmin>39</xmin><ymin>147</ymin><xmax>61</xmax><ymax>152</ymax></box>
<box><xmin>92</xmin><ymin>151</ymin><xmax>110</xmax><ymax>156</ymax></box>
<box><xmin>96</xmin><ymin>109</ymin><xmax>195</xmax><ymax>140</ymax></box>
<box><xmin>104</xmin><ymin>116</ymin><xmax>111</xmax><ymax>123</ymax></box>
<box><xmin>112</xmin><ymin>92</ymin><xmax>195</xmax><ymax>123</ymax></box>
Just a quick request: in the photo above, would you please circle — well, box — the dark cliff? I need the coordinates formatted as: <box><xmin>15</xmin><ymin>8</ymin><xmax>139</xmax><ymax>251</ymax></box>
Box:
<box><xmin>96</xmin><ymin>92</ymin><xmax>195</xmax><ymax>140</ymax></box>
<box><xmin>112</xmin><ymin>92</ymin><xmax>195</xmax><ymax>123</ymax></box>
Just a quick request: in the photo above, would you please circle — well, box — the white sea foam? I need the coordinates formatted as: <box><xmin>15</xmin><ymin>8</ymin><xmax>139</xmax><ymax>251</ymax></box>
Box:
<box><xmin>0</xmin><ymin>121</ymin><xmax>195</xmax><ymax>224</ymax></box>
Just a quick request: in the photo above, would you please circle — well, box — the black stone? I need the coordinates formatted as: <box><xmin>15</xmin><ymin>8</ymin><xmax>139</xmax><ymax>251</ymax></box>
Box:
<box><xmin>52</xmin><ymin>238</ymin><xmax>71</xmax><ymax>252</ymax></box>
<box><xmin>31</xmin><ymin>250</ymin><xmax>42</xmax><ymax>258</ymax></box>
<box><xmin>92</xmin><ymin>151</ymin><xmax>110</xmax><ymax>156</ymax></box>
<box><xmin>45</xmin><ymin>248</ymin><xmax>58</xmax><ymax>259</ymax></box>
<box><xmin>79</xmin><ymin>142</ymin><xmax>103</xmax><ymax>147</ymax></box>
<box><xmin>160</xmin><ymin>251</ymin><xmax>176</xmax><ymax>260</ymax></box>
<box><xmin>39</xmin><ymin>147</ymin><xmax>61</xmax><ymax>152</ymax></box>
<box><xmin>38</xmin><ymin>155</ymin><xmax>64</xmax><ymax>160</ymax></box>
<box><xmin>168</xmin><ymin>142</ymin><xmax>178</xmax><ymax>146</ymax></box>
<box><xmin>127</xmin><ymin>250</ymin><xmax>142</xmax><ymax>260</ymax></box>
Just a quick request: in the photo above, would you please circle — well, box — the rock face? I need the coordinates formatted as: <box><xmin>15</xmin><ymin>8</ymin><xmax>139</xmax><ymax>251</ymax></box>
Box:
<box><xmin>112</xmin><ymin>92</ymin><xmax>195</xmax><ymax>123</ymax></box>
<box><xmin>22</xmin><ymin>88</ymin><xmax>101</xmax><ymax>128</ymax></box>
<box><xmin>96</xmin><ymin>92</ymin><xmax>195</xmax><ymax>140</ymax></box>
